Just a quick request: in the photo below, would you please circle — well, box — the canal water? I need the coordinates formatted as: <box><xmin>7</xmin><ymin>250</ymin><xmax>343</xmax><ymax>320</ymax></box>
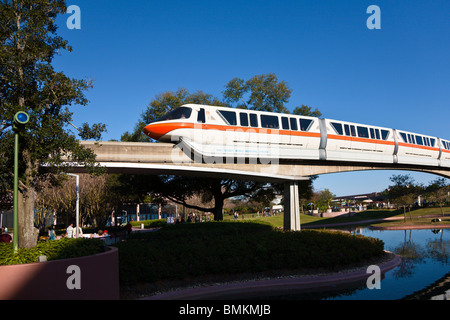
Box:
<box><xmin>263</xmin><ymin>228</ymin><xmax>449</xmax><ymax>300</ymax></box>
<box><xmin>333</xmin><ymin>228</ymin><xmax>449</xmax><ymax>300</ymax></box>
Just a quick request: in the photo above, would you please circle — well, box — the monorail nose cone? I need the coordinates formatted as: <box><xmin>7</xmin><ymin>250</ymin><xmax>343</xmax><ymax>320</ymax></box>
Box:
<box><xmin>143</xmin><ymin>124</ymin><xmax>165</xmax><ymax>140</ymax></box>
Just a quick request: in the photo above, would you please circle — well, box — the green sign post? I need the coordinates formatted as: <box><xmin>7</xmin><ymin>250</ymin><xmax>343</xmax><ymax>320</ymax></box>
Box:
<box><xmin>13</xmin><ymin>111</ymin><xmax>30</xmax><ymax>253</ymax></box>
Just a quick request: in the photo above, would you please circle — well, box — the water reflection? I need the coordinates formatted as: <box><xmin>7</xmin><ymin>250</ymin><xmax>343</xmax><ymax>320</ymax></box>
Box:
<box><xmin>391</xmin><ymin>230</ymin><xmax>427</xmax><ymax>280</ymax></box>
<box><xmin>389</xmin><ymin>229</ymin><xmax>449</xmax><ymax>280</ymax></box>
<box><xmin>254</xmin><ymin>228</ymin><xmax>450</xmax><ymax>300</ymax></box>
<box><xmin>340</xmin><ymin>228</ymin><xmax>449</xmax><ymax>300</ymax></box>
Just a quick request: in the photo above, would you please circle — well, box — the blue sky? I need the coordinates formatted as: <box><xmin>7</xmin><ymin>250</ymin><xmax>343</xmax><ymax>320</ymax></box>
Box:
<box><xmin>53</xmin><ymin>0</ymin><xmax>450</xmax><ymax>196</ymax></box>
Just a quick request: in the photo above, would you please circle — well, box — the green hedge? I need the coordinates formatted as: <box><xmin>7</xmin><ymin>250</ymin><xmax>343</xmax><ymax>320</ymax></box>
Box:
<box><xmin>129</xmin><ymin>219</ymin><xmax>167</xmax><ymax>228</ymax></box>
<box><xmin>0</xmin><ymin>238</ymin><xmax>106</xmax><ymax>266</ymax></box>
<box><xmin>115</xmin><ymin>221</ymin><xmax>385</xmax><ymax>285</ymax></box>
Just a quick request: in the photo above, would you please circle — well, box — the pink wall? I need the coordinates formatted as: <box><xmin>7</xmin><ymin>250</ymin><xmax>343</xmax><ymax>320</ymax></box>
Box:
<box><xmin>0</xmin><ymin>247</ymin><xmax>120</xmax><ymax>300</ymax></box>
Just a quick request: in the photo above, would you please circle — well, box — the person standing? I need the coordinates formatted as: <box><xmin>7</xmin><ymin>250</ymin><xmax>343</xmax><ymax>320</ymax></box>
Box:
<box><xmin>48</xmin><ymin>225</ymin><xmax>56</xmax><ymax>240</ymax></box>
<box><xmin>66</xmin><ymin>222</ymin><xmax>74</xmax><ymax>238</ymax></box>
<box><xmin>126</xmin><ymin>222</ymin><xmax>132</xmax><ymax>236</ymax></box>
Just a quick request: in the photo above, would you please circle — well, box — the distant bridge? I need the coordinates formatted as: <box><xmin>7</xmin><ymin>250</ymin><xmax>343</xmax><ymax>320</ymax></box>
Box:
<box><xmin>65</xmin><ymin>141</ymin><xmax>450</xmax><ymax>231</ymax></box>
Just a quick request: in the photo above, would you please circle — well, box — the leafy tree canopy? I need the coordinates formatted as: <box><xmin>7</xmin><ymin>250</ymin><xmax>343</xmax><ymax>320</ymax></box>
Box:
<box><xmin>0</xmin><ymin>0</ymin><xmax>106</xmax><ymax>247</ymax></box>
<box><xmin>223</xmin><ymin>74</ymin><xmax>291</xmax><ymax>112</ymax></box>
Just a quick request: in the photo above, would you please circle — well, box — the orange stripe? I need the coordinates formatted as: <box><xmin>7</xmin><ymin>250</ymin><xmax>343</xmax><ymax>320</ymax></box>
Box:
<box><xmin>289</xmin><ymin>131</ymin><xmax>321</xmax><ymax>138</ymax></box>
<box><xmin>203</xmin><ymin>124</ymin><xmax>321</xmax><ymax>137</ymax></box>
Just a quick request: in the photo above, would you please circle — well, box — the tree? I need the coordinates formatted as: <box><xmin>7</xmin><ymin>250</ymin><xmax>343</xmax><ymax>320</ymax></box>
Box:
<box><xmin>0</xmin><ymin>1</ymin><xmax>106</xmax><ymax>248</ymax></box>
<box><xmin>293</xmin><ymin>105</ymin><xmax>322</xmax><ymax>118</ymax></box>
<box><xmin>151</xmin><ymin>176</ymin><xmax>277</xmax><ymax>221</ymax></box>
<box><xmin>386</xmin><ymin>174</ymin><xmax>421</xmax><ymax>222</ymax></box>
<box><xmin>317</xmin><ymin>188</ymin><xmax>335</xmax><ymax>210</ymax></box>
<box><xmin>223</xmin><ymin>73</ymin><xmax>292</xmax><ymax>113</ymax></box>
<box><xmin>106</xmin><ymin>173</ymin><xmax>164</xmax><ymax>223</ymax></box>
<box><xmin>425</xmin><ymin>178</ymin><xmax>449</xmax><ymax>217</ymax></box>
<box><xmin>80</xmin><ymin>174</ymin><xmax>111</xmax><ymax>229</ymax></box>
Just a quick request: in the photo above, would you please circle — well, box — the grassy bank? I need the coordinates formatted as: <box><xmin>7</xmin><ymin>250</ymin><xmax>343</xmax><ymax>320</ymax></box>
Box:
<box><xmin>301</xmin><ymin>207</ymin><xmax>450</xmax><ymax>229</ymax></box>
<box><xmin>221</xmin><ymin>207</ymin><xmax>450</xmax><ymax>229</ymax></box>
<box><xmin>114</xmin><ymin>220</ymin><xmax>384</xmax><ymax>289</ymax></box>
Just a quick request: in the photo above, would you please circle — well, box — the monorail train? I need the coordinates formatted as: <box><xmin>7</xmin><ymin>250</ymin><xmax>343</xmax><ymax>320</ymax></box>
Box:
<box><xmin>143</xmin><ymin>104</ymin><xmax>450</xmax><ymax>167</ymax></box>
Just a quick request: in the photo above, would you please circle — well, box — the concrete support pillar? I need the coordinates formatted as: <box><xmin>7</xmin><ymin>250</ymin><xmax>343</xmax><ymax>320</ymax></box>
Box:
<box><xmin>284</xmin><ymin>181</ymin><xmax>301</xmax><ymax>231</ymax></box>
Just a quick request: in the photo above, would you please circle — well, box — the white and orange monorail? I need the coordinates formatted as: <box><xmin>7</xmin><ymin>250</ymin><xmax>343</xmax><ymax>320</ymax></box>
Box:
<box><xmin>143</xmin><ymin>104</ymin><xmax>450</xmax><ymax>167</ymax></box>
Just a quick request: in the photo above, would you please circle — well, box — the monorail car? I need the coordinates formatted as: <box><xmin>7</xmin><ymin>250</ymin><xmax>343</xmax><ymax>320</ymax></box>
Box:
<box><xmin>143</xmin><ymin>104</ymin><xmax>449</xmax><ymax>168</ymax></box>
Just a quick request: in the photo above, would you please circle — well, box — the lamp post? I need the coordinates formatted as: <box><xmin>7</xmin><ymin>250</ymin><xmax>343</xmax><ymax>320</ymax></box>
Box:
<box><xmin>13</xmin><ymin>111</ymin><xmax>30</xmax><ymax>253</ymax></box>
<box><xmin>67</xmin><ymin>173</ymin><xmax>80</xmax><ymax>239</ymax></box>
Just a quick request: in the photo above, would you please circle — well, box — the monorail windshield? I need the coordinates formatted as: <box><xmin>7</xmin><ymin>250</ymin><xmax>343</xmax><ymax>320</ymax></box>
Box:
<box><xmin>155</xmin><ymin>107</ymin><xmax>192</xmax><ymax>122</ymax></box>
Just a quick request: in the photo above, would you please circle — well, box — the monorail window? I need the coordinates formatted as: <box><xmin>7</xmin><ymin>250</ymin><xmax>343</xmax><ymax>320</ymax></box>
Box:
<box><xmin>415</xmin><ymin>135</ymin><xmax>424</xmax><ymax>146</ymax></box>
<box><xmin>408</xmin><ymin>134</ymin><xmax>415</xmax><ymax>144</ymax></box>
<box><xmin>430</xmin><ymin>138</ymin><xmax>436</xmax><ymax>147</ymax></box>
<box><xmin>344</xmin><ymin>124</ymin><xmax>351</xmax><ymax>136</ymax></box>
<box><xmin>218</xmin><ymin>110</ymin><xmax>237</xmax><ymax>126</ymax></box>
<box><xmin>381</xmin><ymin>130</ymin><xmax>390</xmax><ymax>140</ymax></box>
<box><xmin>400</xmin><ymin>132</ymin><xmax>408</xmax><ymax>143</ymax></box>
<box><xmin>250</xmin><ymin>113</ymin><xmax>258</xmax><ymax>127</ymax></box>
<box><xmin>261</xmin><ymin>115</ymin><xmax>279</xmax><ymax>129</ymax></box>
<box><xmin>350</xmin><ymin>125</ymin><xmax>356</xmax><ymax>137</ymax></box>
<box><xmin>331</xmin><ymin>122</ymin><xmax>343</xmax><ymax>135</ymax></box>
<box><xmin>300</xmin><ymin>119</ymin><xmax>313</xmax><ymax>131</ymax></box>
<box><xmin>240</xmin><ymin>112</ymin><xmax>249</xmax><ymax>127</ymax></box>
<box><xmin>157</xmin><ymin>107</ymin><xmax>192</xmax><ymax>121</ymax></box>
<box><xmin>290</xmin><ymin>118</ymin><xmax>298</xmax><ymax>130</ymax></box>
<box><xmin>369</xmin><ymin>128</ymin><xmax>380</xmax><ymax>140</ymax></box>
<box><xmin>281</xmin><ymin>117</ymin><xmax>290</xmax><ymax>130</ymax></box>
<box><xmin>357</xmin><ymin>126</ymin><xmax>369</xmax><ymax>138</ymax></box>
<box><xmin>197</xmin><ymin>108</ymin><xmax>206</xmax><ymax>123</ymax></box>
<box><xmin>375</xmin><ymin>129</ymin><xmax>381</xmax><ymax>140</ymax></box>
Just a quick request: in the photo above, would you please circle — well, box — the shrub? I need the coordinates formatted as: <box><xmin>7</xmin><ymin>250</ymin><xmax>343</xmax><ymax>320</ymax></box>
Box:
<box><xmin>130</xmin><ymin>219</ymin><xmax>167</xmax><ymax>228</ymax></box>
<box><xmin>0</xmin><ymin>238</ymin><xmax>106</xmax><ymax>266</ymax></box>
